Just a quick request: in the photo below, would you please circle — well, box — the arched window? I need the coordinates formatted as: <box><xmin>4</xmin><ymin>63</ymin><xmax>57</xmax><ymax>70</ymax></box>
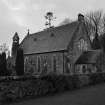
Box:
<box><xmin>78</xmin><ymin>38</ymin><xmax>88</xmax><ymax>51</ymax></box>
<box><xmin>65</xmin><ymin>56</ymin><xmax>70</xmax><ymax>73</ymax></box>
<box><xmin>53</xmin><ymin>56</ymin><xmax>56</xmax><ymax>72</ymax></box>
<box><xmin>42</xmin><ymin>56</ymin><xmax>48</xmax><ymax>74</ymax></box>
<box><xmin>37</xmin><ymin>57</ymin><xmax>40</xmax><ymax>72</ymax></box>
<box><xmin>82</xmin><ymin>65</ymin><xmax>86</xmax><ymax>73</ymax></box>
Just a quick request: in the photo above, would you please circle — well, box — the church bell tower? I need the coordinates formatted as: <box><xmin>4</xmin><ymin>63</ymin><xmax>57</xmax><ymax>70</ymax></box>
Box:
<box><xmin>11</xmin><ymin>32</ymin><xmax>19</xmax><ymax>58</ymax></box>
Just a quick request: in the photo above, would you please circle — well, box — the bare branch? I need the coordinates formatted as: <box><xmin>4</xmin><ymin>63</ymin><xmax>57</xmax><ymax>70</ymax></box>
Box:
<box><xmin>85</xmin><ymin>10</ymin><xmax>103</xmax><ymax>36</ymax></box>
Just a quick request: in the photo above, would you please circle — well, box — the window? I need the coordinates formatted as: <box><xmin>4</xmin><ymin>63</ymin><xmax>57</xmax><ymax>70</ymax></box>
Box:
<box><xmin>78</xmin><ymin>38</ymin><xmax>88</xmax><ymax>51</ymax></box>
<box><xmin>65</xmin><ymin>56</ymin><xmax>70</xmax><ymax>73</ymax></box>
<box><xmin>24</xmin><ymin>57</ymin><xmax>28</xmax><ymax>63</ymax></box>
<box><xmin>53</xmin><ymin>56</ymin><xmax>56</xmax><ymax>72</ymax></box>
<box><xmin>37</xmin><ymin>57</ymin><xmax>40</xmax><ymax>72</ymax></box>
<box><xmin>82</xmin><ymin>65</ymin><xmax>86</xmax><ymax>73</ymax></box>
<box><xmin>42</xmin><ymin>57</ymin><xmax>48</xmax><ymax>73</ymax></box>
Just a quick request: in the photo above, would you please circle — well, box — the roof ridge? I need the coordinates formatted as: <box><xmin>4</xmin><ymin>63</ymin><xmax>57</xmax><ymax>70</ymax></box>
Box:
<box><xmin>29</xmin><ymin>21</ymin><xmax>77</xmax><ymax>36</ymax></box>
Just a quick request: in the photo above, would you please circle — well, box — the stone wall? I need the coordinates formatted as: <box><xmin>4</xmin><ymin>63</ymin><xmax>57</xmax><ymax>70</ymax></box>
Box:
<box><xmin>66</xmin><ymin>22</ymin><xmax>92</xmax><ymax>74</ymax></box>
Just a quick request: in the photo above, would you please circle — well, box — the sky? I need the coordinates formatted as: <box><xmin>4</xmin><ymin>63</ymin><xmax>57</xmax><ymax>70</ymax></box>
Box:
<box><xmin>0</xmin><ymin>0</ymin><xmax>105</xmax><ymax>51</ymax></box>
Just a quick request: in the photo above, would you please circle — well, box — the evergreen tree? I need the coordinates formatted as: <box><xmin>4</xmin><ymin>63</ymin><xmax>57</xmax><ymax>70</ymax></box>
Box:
<box><xmin>0</xmin><ymin>52</ymin><xmax>7</xmax><ymax>76</ymax></box>
<box><xmin>0</xmin><ymin>53</ymin><xmax>2</xmax><ymax>76</ymax></box>
<box><xmin>15</xmin><ymin>48</ymin><xmax>24</xmax><ymax>76</ymax></box>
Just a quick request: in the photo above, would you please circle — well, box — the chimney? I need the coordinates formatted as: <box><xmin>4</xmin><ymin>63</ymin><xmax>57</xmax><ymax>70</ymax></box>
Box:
<box><xmin>78</xmin><ymin>13</ymin><xmax>84</xmax><ymax>22</ymax></box>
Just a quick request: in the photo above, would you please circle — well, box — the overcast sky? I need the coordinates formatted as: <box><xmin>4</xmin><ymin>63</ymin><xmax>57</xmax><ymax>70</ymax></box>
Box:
<box><xmin>0</xmin><ymin>0</ymin><xmax>105</xmax><ymax>50</ymax></box>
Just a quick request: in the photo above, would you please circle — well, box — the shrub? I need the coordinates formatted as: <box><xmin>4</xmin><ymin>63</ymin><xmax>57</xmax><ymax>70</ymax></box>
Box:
<box><xmin>79</xmin><ymin>75</ymin><xmax>89</xmax><ymax>87</ymax></box>
<box><xmin>1</xmin><ymin>73</ymin><xmax>105</xmax><ymax>103</ymax></box>
<box><xmin>53</xmin><ymin>75</ymin><xmax>66</xmax><ymax>92</ymax></box>
<box><xmin>71</xmin><ymin>74</ymin><xmax>81</xmax><ymax>89</ymax></box>
<box><xmin>89</xmin><ymin>73</ymin><xmax>105</xmax><ymax>85</ymax></box>
<box><xmin>40</xmin><ymin>74</ymin><xmax>58</xmax><ymax>93</ymax></box>
<box><xmin>102</xmin><ymin>73</ymin><xmax>105</xmax><ymax>82</ymax></box>
<box><xmin>64</xmin><ymin>75</ymin><xmax>73</xmax><ymax>90</ymax></box>
<box><xmin>0</xmin><ymin>52</ymin><xmax>8</xmax><ymax>76</ymax></box>
<box><xmin>1</xmin><ymin>82</ymin><xmax>21</xmax><ymax>103</ymax></box>
<box><xmin>36</xmin><ymin>80</ymin><xmax>50</xmax><ymax>96</ymax></box>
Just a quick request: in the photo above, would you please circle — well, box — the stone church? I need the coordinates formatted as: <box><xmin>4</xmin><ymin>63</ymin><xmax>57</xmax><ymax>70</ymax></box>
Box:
<box><xmin>11</xmin><ymin>14</ymin><xmax>102</xmax><ymax>75</ymax></box>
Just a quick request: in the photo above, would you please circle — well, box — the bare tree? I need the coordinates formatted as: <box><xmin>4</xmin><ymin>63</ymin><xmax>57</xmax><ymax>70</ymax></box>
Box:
<box><xmin>85</xmin><ymin>10</ymin><xmax>103</xmax><ymax>37</ymax></box>
<box><xmin>0</xmin><ymin>43</ymin><xmax>10</xmax><ymax>57</ymax></box>
<box><xmin>84</xmin><ymin>10</ymin><xmax>103</xmax><ymax>49</ymax></box>
<box><xmin>84</xmin><ymin>16</ymin><xmax>95</xmax><ymax>36</ymax></box>
<box><xmin>102</xmin><ymin>14</ymin><xmax>105</xmax><ymax>33</ymax></box>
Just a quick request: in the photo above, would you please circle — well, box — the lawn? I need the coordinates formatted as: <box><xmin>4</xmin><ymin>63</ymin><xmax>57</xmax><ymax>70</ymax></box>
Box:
<box><xmin>11</xmin><ymin>83</ymin><xmax>105</xmax><ymax>105</ymax></box>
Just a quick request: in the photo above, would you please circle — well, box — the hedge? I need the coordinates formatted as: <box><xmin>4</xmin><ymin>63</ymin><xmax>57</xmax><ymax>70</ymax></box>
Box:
<box><xmin>1</xmin><ymin>73</ymin><xmax>105</xmax><ymax>103</ymax></box>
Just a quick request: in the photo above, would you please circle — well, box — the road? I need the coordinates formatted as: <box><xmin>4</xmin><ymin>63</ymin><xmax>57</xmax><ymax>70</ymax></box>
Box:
<box><xmin>11</xmin><ymin>83</ymin><xmax>105</xmax><ymax>105</ymax></box>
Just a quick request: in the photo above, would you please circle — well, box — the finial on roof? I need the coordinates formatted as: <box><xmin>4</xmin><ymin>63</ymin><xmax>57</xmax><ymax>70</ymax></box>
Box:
<box><xmin>27</xmin><ymin>29</ymin><xmax>30</xmax><ymax>35</ymax></box>
<box><xmin>15</xmin><ymin>32</ymin><xmax>18</xmax><ymax>35</ymax></box>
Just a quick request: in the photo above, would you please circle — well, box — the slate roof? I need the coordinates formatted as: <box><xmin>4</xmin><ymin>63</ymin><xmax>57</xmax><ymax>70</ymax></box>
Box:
<box><xmin>75</xmin><ymin>50</ymin><xmax>101</xmax><ymax>64</ymax></box>
<box><xmin>20</xmin><ymin>21</ymin><xmax>79</xmax><ymax>54</ymax></box>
